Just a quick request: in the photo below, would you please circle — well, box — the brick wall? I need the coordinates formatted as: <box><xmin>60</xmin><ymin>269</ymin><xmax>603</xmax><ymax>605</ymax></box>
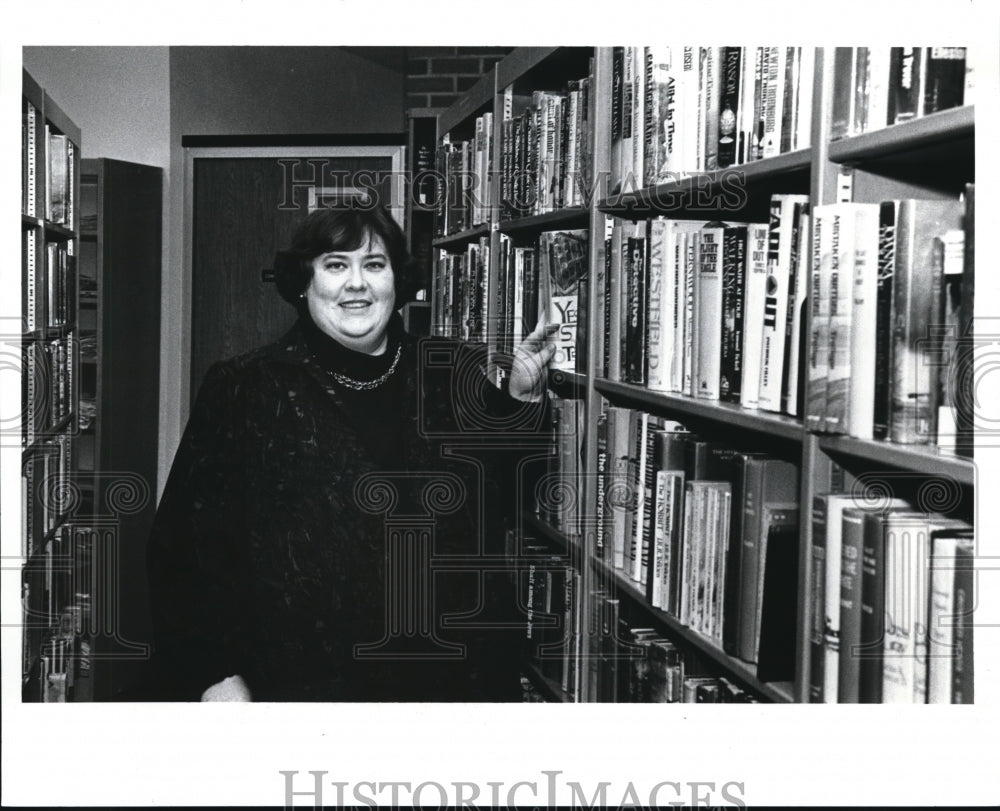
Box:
<box><xmin>405</xmin><ymin>46</ymin><xmax>513</xmax><ymax>110</ymax></box>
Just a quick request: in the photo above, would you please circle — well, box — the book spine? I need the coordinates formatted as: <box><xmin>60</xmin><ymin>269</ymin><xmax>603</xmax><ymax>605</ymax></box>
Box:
<box><xmin>882</xmin><ymin>515</ymin><xmax>928</xmax><ymax>703</ymax></box>
<box><xmin>611</xmin><ymin>47</ymin><xmax>623</xmax><ymax>192</ymax></box>
<box><xmin>646</xmin><ymin>218</ymin><xmax>671</xmax><ymax>391</ymax></box>
<box><xmin>872</xmin><ymin>202</ymin><xmax>898</xmax><ymax>439</ymax></box>
<box><xmin>595</xmin><ymin>408</ymin><xmax>608</xmax><ymax>561</ymax></box>
<box><xmin>719</xmin><ymin>226</ymin><xmax>747</xmax><ymax>404</ymax></box>
<box><xmin>924</xmin><ymin>47</ymin><xmax>966</xmax><ymax>114</ymax></box>
<box><xmin>651</xmin><ymin>469</ymin><xmax>667</xmax><ymax>608</ymax></box>
<box><xmin>608</xmin><ymin>407</ymin><xmax>630</xmax><ymax>571</ymax></box>
<box><xmin>762</xmin><ymin>46</ymin><xmax>784</xmax><ymax>158</ymax></box>
<box><xmin>621</xmin><ymin>47</ymin><xmax>636</xmax><ymax>191</ymax></box>
<box><xmin>888</xmin><ymin>47</ymin><xmax>923</xmax><ymax>124</ymax></box>
<box><xmin>890</xmin><ymin>199</ymin><xmax>963</xmax><ymax>444</ymax></box>
<box><xmin>682</xmin><ymin>230</ymin><xmax>697</xmax><ymax>396</ymax></box>
<box><xmin>859</xmin><ymin>511</ymin><xmax>886</xmax><ymax>702</ymax></box>
<box><xmin>625</xmin><ymin>232</ymin><xmax>648</xmax><ymax>385</ymax></box>
<box><xmin>741</xmin><ymin>223</ymin><xmax>769</xmax><ymax>408</ymax></box>
<box><xmin>820</xmin><ymin>497</ymin><xmax>846</xmax><ymax>703</ymax></box>
<box><xmin>784</xmin><ymin>208</ymin><xmax>811</xmax><ymax>416</ymax></box>
<box><xmin>717</xmin><ymin>47</ymin><xmax>741</xmax><ymax>168</ymax></box>
<box><xmin>759</xmin><ymin>198</ymin><xmax>791</xmax><ymax>412</ymax></box>
<box><xmin>809</xmin><ymin>495</ymin><xmax>827</xmax><ymax>701</ymax></box>
<box><xmin>957</xmin><ymin>184</ymin><xmax>975</xmax><ymax>458</ymax></box>
<box><xmin>737</xmin><ymin>461</ymin><xmax>764</xmax><ymax>663</ymax></box>
<box><xmin>795</xmin><ymin>47</ymin><xmax>815</xmax><ymax>149</ymax></box>
<box><xmin>631</xmin><ymin>48</ymin><xmax>645</xmax><ymax>194</ymax></box>
<box><xmin>779</xmin><ymin>202</ymin><xmax>806</xmax><ymax>413</ymax></box>
<box><xmin>952</xmin><ymin>538</ymin><xmax>974</xmax><ymax>703</ymax></box>
<box><xmin>629</xmin><ymin>413</ymin><xmax>650</xmax><ymax>582</ymax></box>
<box><xmin>838</xmin><ymin>509</ymin><xmax>866</xmax><ymax>702</ymax></box>
<box><xmin>928</xmin><ymin>534</ymin><xmax>958</xmax><ymax>704</ymax></box>
<box><xmin>702</xmin><ymin>47</ymin><xmax>720</xmax><ymax>172</ymax></box>
<box><xmin>806</xmin><ymin>206</ymin><xmax>830</xmax><ymax>429</ymax></box>
<box><xmin>696</xmin><ymin>224</ymin><xmax>724</xmax><ymax>400</ymax></box>
<box><xmin>780</xmin><ymin>47</ymin><xmax>797</xmax><ymax>153</ymax></box>
<box><xmin>847</xmin><ymin>205</ymin><xmax>881</xmax><ymax>439</ymax></box>
<box><xmin>826</xmin><ymin>203</ymin><xmax>853</xmax><ymax>434</ymax></box>
<box><xmin>608</xmin><ymin>220</ymin><xmax>623</xmax><ymax>381</ymax></box>
<box><xmin>830</xmin><ymin>48</ymin><xmax>856</xmax><ymax>139</ymax></box>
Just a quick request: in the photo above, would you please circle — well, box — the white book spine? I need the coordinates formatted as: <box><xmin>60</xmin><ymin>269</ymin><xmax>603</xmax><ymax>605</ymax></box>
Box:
<box><xmin>696</xmin><ymin>225</ymin><xmax>724</xmax><ymax>400</ymax></box>
<box><xmin>847</xmin><ymin>205</ymin><xmax>881</xmax><ymax>438</ymax></box>
<box><xmin>882</xmin><ymin>516</ymin><xmax>929</xmax><ymax>704</ymax></box>
<box><xmin>806</xmin><ymin>205</ymin><xmax>832</xmax><ymax>429</ymax></box>
<box><xmin>826</xmin><ymin>202</ymin><xmax>857</xmax><ymax>434</ymax></box>
<box><xmin>795</xmin><ymin>47</ymin><xmax>816</xmax><ymax>149</ymax></box>
<box><xmin>822</xmin><ymin>496</ymin><xmax>852</xmax><ymax>704</ymax></box>
<box><xmin>646</xmin><ymin>218</ymin><xmax>671</xmax><ymax>391</ymax></box>
<box><xmin>928</xmin><ymin>535</ymin><xmax>959</xmax><ymax>704</ymax></box>
<box><xmin>630</xmin><ymin>413</ymin><xmax>650</xmax><ymax>582</ymax></box>
<box><xmin>741</xmin><ymin>223</ymin><xmax>769</xmax><ymax>408</ymax></box>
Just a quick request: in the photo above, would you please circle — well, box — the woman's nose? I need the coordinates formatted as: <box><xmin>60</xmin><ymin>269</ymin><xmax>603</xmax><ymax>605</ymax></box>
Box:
<box><xmin>345</xmin><ymin>263</ymin><xmax>366</xmax><ymax>289</ymax></box>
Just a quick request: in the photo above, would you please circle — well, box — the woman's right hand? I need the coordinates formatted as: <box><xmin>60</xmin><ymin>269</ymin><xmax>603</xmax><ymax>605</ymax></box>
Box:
<box><xmin>201</xmin><ymin>674</ymin><xmax>252</xmax><ymax>701</ymax></box>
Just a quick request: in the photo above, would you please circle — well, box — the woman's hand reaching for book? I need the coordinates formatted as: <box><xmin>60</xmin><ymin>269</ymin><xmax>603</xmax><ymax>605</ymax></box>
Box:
<box><xmin>508</xmin><ymin>318</ymin><xmax>558</xmax><ymax>403</ymax></box>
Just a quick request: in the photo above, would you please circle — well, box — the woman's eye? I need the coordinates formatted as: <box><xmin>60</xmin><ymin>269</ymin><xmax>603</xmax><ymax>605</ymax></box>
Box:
<box><xmin>324</xmin><ymin>261</ymin><xmax>346</xmax><ymax>271</ymax></box>
<box><xmin>365</xmin><ymin>261</ymin><xmax>386</xmax><ymax>270</ymax></box>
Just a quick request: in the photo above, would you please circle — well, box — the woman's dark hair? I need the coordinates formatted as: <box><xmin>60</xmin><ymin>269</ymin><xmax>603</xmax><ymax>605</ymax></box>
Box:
<box><xmin>274</xmin><ymin>206</ymin><xmax>413</xmax><ymax>306</ymax></box>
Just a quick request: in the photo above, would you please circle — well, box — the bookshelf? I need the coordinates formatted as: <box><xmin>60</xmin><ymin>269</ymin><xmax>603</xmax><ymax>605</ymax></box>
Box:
<box><xmin>77</xmin><ymin>158</ymin><xmax>163</xmax><ymax>699</ymax></box>
<box><xmin>428</xmin><ymin>45</ymin><xmax>976</xmax><ymax>704</ymax></box>
<box><xmin>21</xmin><ymin>69</ymin><xmax>83</xmax><ymax>702</ymax></box>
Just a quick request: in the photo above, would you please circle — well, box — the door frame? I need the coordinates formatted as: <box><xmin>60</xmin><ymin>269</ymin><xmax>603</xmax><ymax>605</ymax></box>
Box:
<box><xmin>180</xmin><ymin>144</ymin><xmax>406</xmax><ymax>422</ymax></box>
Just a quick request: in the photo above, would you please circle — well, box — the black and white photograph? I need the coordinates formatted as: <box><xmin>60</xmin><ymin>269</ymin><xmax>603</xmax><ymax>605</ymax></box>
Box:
<box><xmin>3</xmin><ymin>0</ymin><xmax>999</xmax><ymax>806</ymax></box>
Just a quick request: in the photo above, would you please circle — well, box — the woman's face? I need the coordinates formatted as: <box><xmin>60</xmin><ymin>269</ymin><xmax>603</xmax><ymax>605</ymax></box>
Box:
<box><xmin>305</xmin><ymin>233</ymin><xmax>396</xmax><ymax>354</ymax></box>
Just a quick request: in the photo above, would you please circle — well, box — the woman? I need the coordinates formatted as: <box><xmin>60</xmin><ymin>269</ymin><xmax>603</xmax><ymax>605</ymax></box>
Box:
<box><xmin>146</xmin><ymin>206</ymin><xmax>556</xmax><ymax>701</ymax></box>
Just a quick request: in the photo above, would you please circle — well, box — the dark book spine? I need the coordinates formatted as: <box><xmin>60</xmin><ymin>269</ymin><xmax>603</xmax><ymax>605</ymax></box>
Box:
<box><xmin>858</xmin><ymin>511</ymin><xmax>886</xmax><ymax>703</ymax></box>
<box><xmin>719</xmin><ymin>226</ymin><xmax>746</xmax><ymax>403</ymax></box>
<box><xmin>888</xmin><ymin>47</ymin><xmax>923</xmax><ymax>124</ymax></box>
<box><xmin>721</xmin><ymin>454</ymin><xmax>747</xmax><ymax>656</ymax></box>
<box><xmin>809</xmin><ymin>495</ymin><xmax>827</xmax><ymax>701</ymax></box>
<box><xmin>957</xmin><ymin>184</ymin><xmax>975</xmax><ymax>458</ymax></box>
<box><xmin>780</xmin><ymin>202</ymin><xmax>806</xmax><ymax>413</ymax></box>
<box><xmin>717</xmin><ymin>47</ymin><xmax>742</xmax><ymax>168</ymax></box>
<box><xmin>625</xmin><ymin>235</ymin><xmax>647</xmax><ymax>385</ymax></box>
<box><xmin>872</xmin><ymin>201</ymin><xmax>898</xmax><ymax>440</ymax></box>
<box><xmin>952</xmin><ymin>539</ymin><xmax>974</xmax><ymax>703</ymax></box>
<box><xmin>838</xmin><ymin>508</ymin><xmax>866</xmax><ymax>703</ymax></box>
<box><xmin>923</xmin><ymin>47</ymin><xmax>966</xmax><ymax>114</ymax></box>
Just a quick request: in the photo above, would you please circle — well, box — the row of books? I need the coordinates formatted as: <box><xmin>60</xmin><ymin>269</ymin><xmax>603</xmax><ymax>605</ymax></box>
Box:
<box><xmin>21</xmin><ymin>434</ymin><xmax>72</xmax><ymax>557</ymax></box>
<box><xmin>807</xmin><ymin>190</ymin><xmax>975</xmax><ymax>453</ymax></box>
<box><xmin>597</xmin><ymin>404</ymin><xmax>799</xmax><ymax>676</ymax></box>
<box><xmin>499</xmin><ymin>67</ymin><xmax>595</xmax><ymax>220</ymax></box>
<box><xmin>23</xmin><ymin>232</ymin><xmax>78</xmax><ymax>333</ymax></box>
<box><xmin>518</xmin><ymin>540</ymin><xmax>762</xmax><ymax>703</ymax></box>
<box><xmin>831</xmin><ymin>47</ymin><xmax>971</xmax><ymax>141</ymax></box>
<box><xmin>22</xmin><ymin>524</ymin><xmax>94</xmax><ymax>699</ymax></box>
<box><xmin>434</xmin><ymin>112</ymin><xmax>493</xmax><ymax>236</ymax></box>
<box><xmin>20</xmin><ymin>101</ymin><xmax>74</xmax><ymax>223</ymax></box>
<box><xmin>429</xmin><ymin>228</ymin><xmax>591</xmax><ymax>373</ymax></box>
<box><xmin>23</xmin><ymin>335</ymin><xmax>74</xmax><ymax>445</ymax></box>
<box><xmin>429</xmin><ymin>236</ymin><xmax>490</xmax><ymax>341</ymax></box>
<box><xmin>810</xmin><ymin>494</ymin><xmax>973</xmax><ymax>704</ymax></box>
<box><xmin>603</xmin><ymin>193</ymin><xmax>810</xmax><ymax>416</ymax></box>
<box><xmin>611</xmin><ymin>46</ymin><xmax>814</xmax><ymax>192</ymax></box>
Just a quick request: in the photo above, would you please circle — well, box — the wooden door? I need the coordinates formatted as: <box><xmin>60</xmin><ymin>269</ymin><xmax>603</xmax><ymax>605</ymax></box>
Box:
<box><xmin>190</xmin><ymin>152</ymin><xmax>398</xmax><ymax>403</ymax></box>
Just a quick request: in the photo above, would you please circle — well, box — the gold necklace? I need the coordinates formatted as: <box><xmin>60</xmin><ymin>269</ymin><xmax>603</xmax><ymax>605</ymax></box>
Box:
<box><xmin>329</xmin><ymin>343</ymin><xmax>403</xmax><ymax>390</ymax></box>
